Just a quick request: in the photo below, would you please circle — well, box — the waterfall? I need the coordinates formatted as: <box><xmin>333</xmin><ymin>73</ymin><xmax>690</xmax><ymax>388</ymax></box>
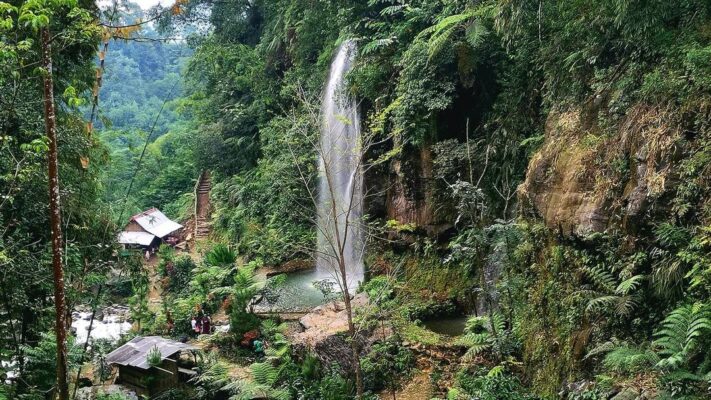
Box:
<box><xmin>316</xmin><ymin>40</ymin><xmax>364</xmax><ymax>290</ymax></box>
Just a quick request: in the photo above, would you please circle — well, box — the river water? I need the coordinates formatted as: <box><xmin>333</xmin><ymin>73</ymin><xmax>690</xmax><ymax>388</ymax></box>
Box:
<box><xmin>71</xmin><ymin>306</ymin><xmax>132</xmax><ymax>344</ymax></box>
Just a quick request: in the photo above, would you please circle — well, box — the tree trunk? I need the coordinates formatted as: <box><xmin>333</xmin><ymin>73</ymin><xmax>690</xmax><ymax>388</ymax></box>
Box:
<box><xmin>339</xmin><ymin>261</ymin><xmax>364</xmax><ymax>399</ymax></box>
<box><xmin>40</xmin><ymin>27</ymin><xmax>69</xmax><ymax>400</ymax></box>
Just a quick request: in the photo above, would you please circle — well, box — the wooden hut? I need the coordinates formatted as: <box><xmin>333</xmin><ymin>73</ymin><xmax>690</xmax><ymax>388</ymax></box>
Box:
<box><xmin>105</xmin><ymin>336</ymin><xmax>197</xmax><ymax>396</ymax></box>
<box><xmin>117</xmin><ymin>208</ymin><xmax>183</xmax><ymax>250</ymax></box>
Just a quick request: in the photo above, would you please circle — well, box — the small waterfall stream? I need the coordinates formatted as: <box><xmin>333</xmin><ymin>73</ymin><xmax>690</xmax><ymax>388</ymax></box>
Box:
<box><xmin>315</xmin><ymin>40</ymin><xmax>364</xmax><ymax>290</ymax></box>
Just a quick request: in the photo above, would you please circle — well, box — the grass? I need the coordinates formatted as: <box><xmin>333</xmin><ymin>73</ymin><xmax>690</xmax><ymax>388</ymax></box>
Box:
<box><xmin>395</xmin><ymin>318</ymin><xmax>442</xmax><ymax>346</ymax></box>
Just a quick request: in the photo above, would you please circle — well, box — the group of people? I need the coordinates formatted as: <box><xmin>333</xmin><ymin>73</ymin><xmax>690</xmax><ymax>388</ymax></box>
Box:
<box><xmin>190</xmin><ymin>314</ymin><xmax>212</xmax><ymax>335</ymax></box>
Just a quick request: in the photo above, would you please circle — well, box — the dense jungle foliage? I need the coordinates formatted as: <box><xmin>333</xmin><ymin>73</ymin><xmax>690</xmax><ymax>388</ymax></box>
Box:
<box><xmin>1</xmin><ymin>0</ymin><xmax>710</xmax><ymax>399</ymax></box>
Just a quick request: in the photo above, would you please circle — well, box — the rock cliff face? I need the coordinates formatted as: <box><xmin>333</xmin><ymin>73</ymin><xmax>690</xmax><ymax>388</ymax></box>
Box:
<box><xmin>366</xmin><ymin>142</ymin><xmax>453</xmax><ymax>238</ymax></box>
<box><xmin>518</xmin><ymin>104</ymin><xmax>686</xmax><ymax>236</ymax></box>
<box><xmin>386</xmin><ymin>145</ymin><xmax>436</xmax><ymax>227</ymax></box>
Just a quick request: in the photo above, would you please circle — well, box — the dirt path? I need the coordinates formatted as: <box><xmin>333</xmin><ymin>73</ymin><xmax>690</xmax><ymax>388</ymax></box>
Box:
<box><xmin>145</xmin><ymin>255</ymin><xmax>162</xmax><ymax>313</ymax></box>
<box><xmin>379</xmin><ymin>370</ymin><xmax>433</xmax><ymax>400</ymax></box>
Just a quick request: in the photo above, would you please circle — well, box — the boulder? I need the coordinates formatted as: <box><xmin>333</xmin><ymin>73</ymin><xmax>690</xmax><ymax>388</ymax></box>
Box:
<box><xmin>289</xmin><ymin>293</ymin><xmax>391</xmax><ymax>373</ymax></box>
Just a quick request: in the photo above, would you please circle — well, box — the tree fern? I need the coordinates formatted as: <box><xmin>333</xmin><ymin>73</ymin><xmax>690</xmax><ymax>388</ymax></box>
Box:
<box><xmin>654</xmin><ymin>303</ymin><xmax>711</xmax><ymax>370</ymax></box>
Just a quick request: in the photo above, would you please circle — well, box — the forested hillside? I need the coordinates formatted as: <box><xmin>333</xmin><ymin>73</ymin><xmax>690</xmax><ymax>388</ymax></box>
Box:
<box><xmin>97</xmin><ymin>3</ymin><xmax>196</xmax><ymax>218</ymax></box>
<box><xmin>1</xmin><ymin>0</ymin><xmax>710</xmax><ymax>399</ymax></box>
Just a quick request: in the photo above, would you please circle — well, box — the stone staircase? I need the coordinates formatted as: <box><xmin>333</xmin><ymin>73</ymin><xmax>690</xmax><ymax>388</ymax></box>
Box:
<box><xmin>195</xmin><ymin>171</ymin><xmax>211</xmax><ymax>240</ymax></box>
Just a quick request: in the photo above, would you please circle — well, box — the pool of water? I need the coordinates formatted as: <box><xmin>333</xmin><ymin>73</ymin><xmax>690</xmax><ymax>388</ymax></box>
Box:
<box><xmin>252</xmin><ymin>269</ymin><xmax>340</xmax><ymax>313</ymax></box>
<box><xmin>423</xmin><ymin>316</ymin><xmax>468</xmax><ymax>337</ymax></box>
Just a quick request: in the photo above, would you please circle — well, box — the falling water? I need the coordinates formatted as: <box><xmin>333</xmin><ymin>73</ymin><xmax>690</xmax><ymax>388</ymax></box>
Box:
<box><xmin>316</xmin><ymin>40</ymin><xmax>364</xmax><ymax>290</ymax></box>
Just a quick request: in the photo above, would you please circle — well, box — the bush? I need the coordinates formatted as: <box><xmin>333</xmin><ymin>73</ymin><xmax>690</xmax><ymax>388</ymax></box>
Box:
<box><xmin>360</xmin><ymin>339</ymin><xmax>414</xmax><ymax>392</ymax></box>
<box><xmin>455</xmin><ymin>367</ymin><xmax>536</xmax><ymax>400</ymax></box>
<box><xmin>164</xmin><ymin>255</ymin><xmax>196</xmax><ymax>295</ymax></box>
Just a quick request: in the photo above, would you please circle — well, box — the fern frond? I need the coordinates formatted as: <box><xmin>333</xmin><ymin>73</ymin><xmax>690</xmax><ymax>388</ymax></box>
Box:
<box><xmin>584</xmin><ymin>338</ymin><xmax>622</xmax><ymax>360</ymax></box>
<box><xmin>487</xmin><ymin>365</ymin><xmax>505</xmax><ymax>377</ymax></box>
<box><xmin>603</xmin><ymin>345</ymin><xmax>659</xmax><ymax>374</ymax></box>
<box><xmin>464</xmin><ymin>19</ymin><xmax>489</xmax><ymax>49</ymax></box>
<box><xmin>586</xmin><ymin>295</ymin><xmax>617</xmax><ymax>314</ymax></box>
<box><xmin>615</xmin><ymin>275</ymin><xmax>644</xmax><ymax>295</ymax></box>
<box><xmin>361</xmin><ymin>37</ymin><xmax>396</xmax><ymax>55</ymax></box>
<box><xmin>457</xmin><ymin>332</ymin><xmax>491</xmax><ymax>361</ymax></box>
<box><xmin>490</xmin><ymin>312</ymin><xmax>506</xmax><ymax>337</ymax></box>
<box><xmin>614</xmin><ymin>295</ymin><xmax>640</xmax><ymax>317</ymax></box>
<box><xmin>654</xmin><ymin>303</ymin><xmax>711</xmax><ymax>370</ymax></box>
<box><xmin>655</xmin><ymin>223</ymin><xmax>691</xmax><ymax>248</ymax></box>
<box><xmin>250</xmin><ymin>362</ymin><xmax>280</xmax><ymax>386</ymax></box>
<box><xmin>584</xmin><ymin>266</ymin><xmax>616</xmax><ymax>292</ymax></box>
<box><xmin>421</xmin><ymin>11</ymin><xmax>476</xmax><ymax>60</ymax></box>
<box><xmin>380</xmin><ymin>5</ymin><xmax>406</xmax><ymax>16</ymax></box>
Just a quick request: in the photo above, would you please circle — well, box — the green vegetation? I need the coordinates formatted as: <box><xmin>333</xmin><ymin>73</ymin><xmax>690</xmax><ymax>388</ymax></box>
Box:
<box><xmin>2</xmin><ymin>0</ymin><xmax>710</xmax><ymax>399</ymax></box>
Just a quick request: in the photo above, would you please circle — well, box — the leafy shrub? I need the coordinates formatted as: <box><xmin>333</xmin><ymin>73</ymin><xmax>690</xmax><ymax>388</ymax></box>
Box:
<box><xmin>147</xmin><ymin>346</ymin><xmax>163</xmax><ymax>367</ymax></box>
<box><xmin>20</xmin><ymin>333</ymin><xmax>83</xmax><ymax>395</ymax></box>
<box><xmin>360</xmin><ymin>339</ymin><xmax>414</xmax><ymax>392</ymax></box>
<box><xmin>455</xmin><ymin>367</ymin><xmax>535</xmax><ymax>400</ymax></box>
<box><xmin>602</xmin><ymin>346</ymin><xmax>659</xmax><ymax>375</ymax></box>
<box><xmin>360</xmin><ymin>275</ymin><xmax>395</xmax><ymax>305</ymax></box>
<box><xmin>204</xmin><ymin>244</ymin><xmax>237</xmax><ymax>267</ymax></box>
<box><xmin>164</xmin><ymin>255</ymin><xmax>196</xmax><ymax>295</ymax></box>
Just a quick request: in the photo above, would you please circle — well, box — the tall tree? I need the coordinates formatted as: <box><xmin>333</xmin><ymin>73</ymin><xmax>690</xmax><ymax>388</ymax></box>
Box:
<box><xmin>10</xmin><ymin>0</ymin><xmax>98</xmax><ymax>396</ymax></box>
<box><xmin>39</xmin><ymin>25</ymin><xmax>69</xmax><ymax>400</ymax></box>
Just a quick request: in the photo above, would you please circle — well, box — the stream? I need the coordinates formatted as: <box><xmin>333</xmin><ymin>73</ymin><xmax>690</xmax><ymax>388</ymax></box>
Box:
<box><xmin>71</xmin><ymin>305</ymin><xmax>132</xmax><ymax>344</ymax></box>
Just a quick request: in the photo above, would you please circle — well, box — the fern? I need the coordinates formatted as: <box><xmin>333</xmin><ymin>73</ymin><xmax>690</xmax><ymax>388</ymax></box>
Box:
<box><xmin>205</xmin><ymin>244</ymin><xmax>237</xmax><ymax>267</ymax></box>
<box><xmin>464</xmin><ymin>19</ymin><xmax>489</xmax><ymax>49</ymax></box>
<box><xmin>584</xmin><ymin>338</ymin><xmax>622</xmax><ymax>360</ymax></box>
<box><xmin>457</xmin><ymin>332</ymin><xmax>492</xmax><ymax>361</ymax></box>
<box><xmin>654</xmin><ymin>303</ymin><xmax>711</xmax><ymax>370</ymax></box>
<box><xmin>362</xmin><ymin>37</ymin><xmax>396</xmax><ymax>55</ymax></box>
<box><xmin>250</xmin><ymin>362</ymin><xmax>280</xmax><ymax>386</ymax></box>
<box><xmin>583</xmin><ymin>267</ymin><xmax>644</xmax><ymax>317</ymax></box>
<box><xmin>487</xmin><ymin>364</ymin><xmax>505</xmax><ymax>377</ymax></box>
<box><xmin>584</xmin><ymin>266</ymin><xmax>616</xmax><ymax>293</ymax></box>
<box><xmin>603</xmin><ymin>345</ymin><xmax>659</xmax><ymax>375</ymax></box>
<box><xmin>457</xmin><ymin>313</ymin><xmax>508</xmax><ymax>361</ymax></box>
<box><xmin>425</xmin><ymin>12</ymin><xmax>474</xmax><ymax>60</ymax></box>
<box><xmin>616</xmin><ymin>275</ymin><xmax>644</xmax><ymax>295</ymax></box>
<box><xmin>655</xmin><ymin>223</ymin><xmax>691</xmax><ymax>248</ymax></box>
<box><xmin>380</xmin><ymin>4</ymin><xmax>406</xmax><ymax>16</ymax></box>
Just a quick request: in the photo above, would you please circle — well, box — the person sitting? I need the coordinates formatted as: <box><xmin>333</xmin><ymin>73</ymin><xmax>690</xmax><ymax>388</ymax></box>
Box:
<box><xmin>253</xmin><ymin>339</ymin><xmax>264</xmax><ymax>357</ymax></box>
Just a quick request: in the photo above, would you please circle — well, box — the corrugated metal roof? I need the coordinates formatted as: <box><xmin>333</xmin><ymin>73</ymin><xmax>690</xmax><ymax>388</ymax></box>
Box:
<box><xmin>117</xmin><ymin>231</ymin><xmax>156</xmax><ymax>246</ymax></box>
<box><xmin>106</xmin><ymin>336</ymin><xmax>197</xmax><ymax>370</ymax></box>
<box><xmin>130</xmin><ymin>209</ymin><xmax>183</xmax><ymax>238</ymax></box>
